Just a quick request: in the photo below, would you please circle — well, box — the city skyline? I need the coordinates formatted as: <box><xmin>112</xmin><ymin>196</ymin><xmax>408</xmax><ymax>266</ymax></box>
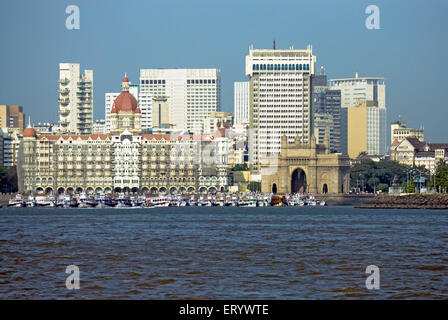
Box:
<box><xmin>0</xmin><ymin>0</ymin><xmax>447</xmax><ymax>142</ymax></box>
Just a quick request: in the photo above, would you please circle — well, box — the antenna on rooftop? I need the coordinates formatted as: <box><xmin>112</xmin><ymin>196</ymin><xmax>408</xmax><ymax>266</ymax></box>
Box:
<box><xmin>273</xmin><ymin>40</ymin><xmax>276</xmax><ymax>50</ymax></box>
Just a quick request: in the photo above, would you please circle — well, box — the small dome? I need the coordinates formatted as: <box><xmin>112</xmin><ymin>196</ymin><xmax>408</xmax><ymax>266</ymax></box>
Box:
<box><xmin>23</xmin><ymin>127</ymin><xmax>37</xmax><ymax>138</ymax></box>
<box><xmin>123</xmin><ymin>75</ymin><xmax>129</xmax><ymax>83</ymax></box>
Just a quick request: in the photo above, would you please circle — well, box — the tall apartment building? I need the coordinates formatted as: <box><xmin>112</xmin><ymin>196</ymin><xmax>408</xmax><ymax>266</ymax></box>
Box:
<box><xmin>234</xmin><ymin>81</ymin><xmax>250</xmax><ymax>125</ymax></box>
<box><xmin>1</xmin><ymin>127</ymin><xmax>22</xmax><ymax>167</ymax></box>
<box><xmin>246</xmin><ymin>45</ymin><xmax>316</xmax><ymax>171</ymax></box>
<box><xmin>139</xmin><ymin>69</ymin><xmax>221</xmax><ymax>132</ymax></box>
<box><xmin>329</xmin><ymin>73</ymin><xmax>386</xmax><ymax>154</ymax></box>
<box><xmin>58</xmin><ymin>63</ymin><xmax>93</xmax><ymax>135</ymax></box>
<box><xmin>105</xmin><ymin>83</ymin><xmax>139</xmax><ymax>133</ymax></box>
<box><xmin>0</xmin><ymin>105</ymin><xmax>25</xmax><ymax>133</ymax></box>
<box><xmin>347</xmin><ymin>100</ymin><xmax>387</xmax><ymax>158</ymax></box>
<box><xmin>390</xmin><ymin>120</ymin><xmax>424</xmax><ymax>145</ymax></box>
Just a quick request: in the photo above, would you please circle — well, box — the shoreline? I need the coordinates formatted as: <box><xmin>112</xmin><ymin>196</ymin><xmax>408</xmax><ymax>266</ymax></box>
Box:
<box><xmin>357</xmin><ymin>194</ymin><xmax>448</xmax><ymax>210</ymax></box>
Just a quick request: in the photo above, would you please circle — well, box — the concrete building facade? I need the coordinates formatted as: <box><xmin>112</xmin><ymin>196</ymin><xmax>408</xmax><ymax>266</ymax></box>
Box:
<box><xmin>139</xmin><ymin>69</ymin><xmax>221</xmax><ymax>132</ymax></box>
<box><xmin>58</xmin><ymin>63</ymin><xmax>93</xmax><ymax>135</ymax></box>
<box><xmin>246</xmin><ymin>45</ymin><xmax>316</xmax><ymax>172</ymax></box>
<box><xmin>329</xmin><ymin>73</ymin><xmax>386</xmax><ymax>154</ymax></box>
<box><xmin>390</xmin><ymin>120</ymin><xmax>424</xmax><ymax>145</ymax></box>
<box><xmin>347</xmin><ymin>100</ymin><xmax>386</xmax><ymax>158</ymax></box>
<box><xmin>0</xmin><ymin>105</ymin><xmax>25</xmax><ymax>133</ymax></box>
<box><xmin>234</xmin><ymin>81</ymin><xmax>250</xmax><ymax>125</ymax></box>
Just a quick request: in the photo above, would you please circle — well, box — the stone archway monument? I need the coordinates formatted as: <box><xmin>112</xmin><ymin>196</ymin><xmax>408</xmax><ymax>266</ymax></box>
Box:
<box><xmin>261</xmin><ymin>135</ymin><xmax>350</xmax><ymax>194</ymax></box>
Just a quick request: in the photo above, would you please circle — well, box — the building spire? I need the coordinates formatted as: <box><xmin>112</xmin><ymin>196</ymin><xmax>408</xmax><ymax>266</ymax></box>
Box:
<box><xmin>27</xmin><ymin>116</ymin><xmax>31</xmax><ymax>128</ymax></box>
<box><xmin>122</xmin><ymin>73</ymin><xmax>130</xmax><ymax>91</ymax></box>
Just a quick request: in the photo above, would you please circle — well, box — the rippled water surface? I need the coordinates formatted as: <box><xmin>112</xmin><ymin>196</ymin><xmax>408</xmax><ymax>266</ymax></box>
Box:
<box><xmin>0</xmin><ymin>206</ymin><xmax>447</xmax><ymax>299</ymax></box>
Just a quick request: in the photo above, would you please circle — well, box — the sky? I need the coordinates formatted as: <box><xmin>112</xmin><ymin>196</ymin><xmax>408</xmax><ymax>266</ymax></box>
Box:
<box><xmin>0</xmin><ymin>0</ymin><xmax>447</xmax><ymax>142</ymax></box>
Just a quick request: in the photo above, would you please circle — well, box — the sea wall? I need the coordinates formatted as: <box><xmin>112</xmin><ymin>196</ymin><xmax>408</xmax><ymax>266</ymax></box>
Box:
<box><xmin>318</xmin><ymin>193</ymin><xmax>375</xmax><ymax>206</ymax></box>
<box><xmin>358</xmin><ymin>194</ymin><xmax>448</xmax><ymax>209</ymax></box>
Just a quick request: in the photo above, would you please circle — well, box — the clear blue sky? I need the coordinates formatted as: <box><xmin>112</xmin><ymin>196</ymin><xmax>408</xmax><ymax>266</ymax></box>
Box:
<box><xmin>1</xmin><ymin>0</ymin><xmax>447</xmax><ymax>142</ymax></box>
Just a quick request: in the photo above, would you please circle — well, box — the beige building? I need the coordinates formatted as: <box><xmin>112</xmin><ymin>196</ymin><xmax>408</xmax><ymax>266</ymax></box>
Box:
<box><xmin>0</xmin><ymin>105</ymin><xmax>25</xmax><ymax>133</ymax></box>
<box><xmin>203</xmin><ymin>111</ymin><xmax>233</xmax><ymax>134</ymax></box>
<box><xmin>152</xmin><ymin>97</ymin><xmax>171</xmax><ymax>129</ymax></box>
<box><xmin>347</xmin><ymin>100</ymin><xmax>386</xmax><ymax>158</ymax></box>
<box><xmin>390</xmin><ymin>120</ymin><xmax>424</xmax><ymax>145</ymax></box>
<box><xmin>261</xmin><ymin>135</ymin><xmax>350</xmax><ymax>194</ymax></box>
<box><xmin>390</xmin><ymin>137</ymin><xmax>448</xmax><ymax>173</ymax></box>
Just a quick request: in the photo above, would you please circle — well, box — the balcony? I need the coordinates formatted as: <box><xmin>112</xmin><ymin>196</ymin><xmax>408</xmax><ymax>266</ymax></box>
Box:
<box><xmin>77</xmin><ymin>98</ymin><xmax>92</xmax><ymax>104</ymax></box>
<box><xmin>60</xmin><ymin>108</ymin><xmax>70</xmax><ymax>116</ymax></box>
<box><xmin>59</xmin><ymin>78</ymin><xmax>69</xmax><ymax>85</ymax></box>
<box><xmin>59</xmin><ymin>88</ymin><xmax>69</xmax><ymax>95</ymax></box>
<box><xmin>58</xmin><ymin>98</ymin><xmax>70</xmax><ymax>106</ymax></box>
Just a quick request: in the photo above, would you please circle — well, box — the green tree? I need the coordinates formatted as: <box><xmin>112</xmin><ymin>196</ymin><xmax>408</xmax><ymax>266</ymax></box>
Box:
<box><xmin>350</xmin><ymin>159</ymin><xmax>416</xmax><ymax>193</ymax></box>
<box><xmin>0</xmin><ymin>166</ymin><xmax>18</xmax><ymax>193</ymax></box>
<box><xmin>231</xmin><ymin>163</ymin><xmax>249</xmax><ymax>171</ymax></box>
<box><xmin>377</xmin><ymin>183</ymin><xmax>389</xmax><ymax>193</ymax></box>
<box><xmin>431</xmin><ymin>162</ymin><xmax>448</xmax><ymax>192</ymax></box>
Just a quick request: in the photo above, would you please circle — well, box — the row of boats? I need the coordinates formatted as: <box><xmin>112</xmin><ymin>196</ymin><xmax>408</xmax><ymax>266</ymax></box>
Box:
<box><xmin>6</xmin><ymin>193</ymin><xmax>326</xmax><ymax>208</ymax></box>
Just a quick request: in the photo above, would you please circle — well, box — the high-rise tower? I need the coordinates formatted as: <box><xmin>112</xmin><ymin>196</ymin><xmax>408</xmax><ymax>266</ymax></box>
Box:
<box><xmin>58</xmin><ymin>63</ymin><xmax>93</xmax><ymax>134</ymax></box>
<box><xmin>246</xmin><ymin>45</ymin><xmax>316</xmax><ymax>171</ymax></box>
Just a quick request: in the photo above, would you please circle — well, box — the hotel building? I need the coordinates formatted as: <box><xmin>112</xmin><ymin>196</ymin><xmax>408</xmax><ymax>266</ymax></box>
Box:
<box><xmin>105</xmin><ymin>83</ymin><xmax>139</xmax><ymax>132</ymax></box>
<box><xmin>139</xmin><ymin>69</ymin><xmax>221</xmax><ymax>133</ymax></box>
<box><xmin>19</xmin><ymin>76</ymin><xmax>229</xmax><ymax>195</ymax></box>
<box><xmin>58</xmin><ymin>63</ymin><xmax>94</xmax><ymax>135</ymax></box>
<box><xmin>246</xmin><ymin>45</ymin><xmax>316</xmax><ymax>172</ymax></box>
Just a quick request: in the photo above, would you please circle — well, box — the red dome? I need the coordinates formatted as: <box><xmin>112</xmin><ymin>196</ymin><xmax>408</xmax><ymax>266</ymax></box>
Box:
<box><xmin>123</xmin><ymin>76</ymin><xmax>129</xmax><ymax>83</ymax></box>
<box><xmin>23</xmin><ymin>127</ymin><xmax>37</xmax><ymax>138</ymax></box>
<box><xmin>112</xmin><ymin>91</ymin><xmax>138</xmax><ymax>112</ymax></box>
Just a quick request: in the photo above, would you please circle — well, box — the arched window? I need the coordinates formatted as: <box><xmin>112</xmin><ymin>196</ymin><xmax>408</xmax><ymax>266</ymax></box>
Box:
<box><xmin>299</xmin><ymin>64</ymin><xmax>302</xmax><ymax>70</ymax></box>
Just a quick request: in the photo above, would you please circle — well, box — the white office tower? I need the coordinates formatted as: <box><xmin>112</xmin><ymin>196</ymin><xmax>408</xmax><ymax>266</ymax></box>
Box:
<box><xmin>139</xmin><ymin>69</ymin><xmax>221</xmax><ymax>132</ymax></box>
<box><xmin>58</xmin><ymin>63</ymin><xmax>93</xmax><ymax>134</ymax></box>
<box><xmin>105</xmin><ymin>83</ymin><xmax>139</xmax><ymax>133</ymax></box>
<box><xmin>329</xmin><ymin>73</ymin><xmax>387</xmax><ymax>154</ymax></box>
<box><xmin>234</xmin><ymin>81</ymin><xmax>250</xmax><ymax>125</ymax></box>
<box><xmin>246</xmin><ymin>45</ymin><xmax>316</xmax><ymax>171</ymax></box>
